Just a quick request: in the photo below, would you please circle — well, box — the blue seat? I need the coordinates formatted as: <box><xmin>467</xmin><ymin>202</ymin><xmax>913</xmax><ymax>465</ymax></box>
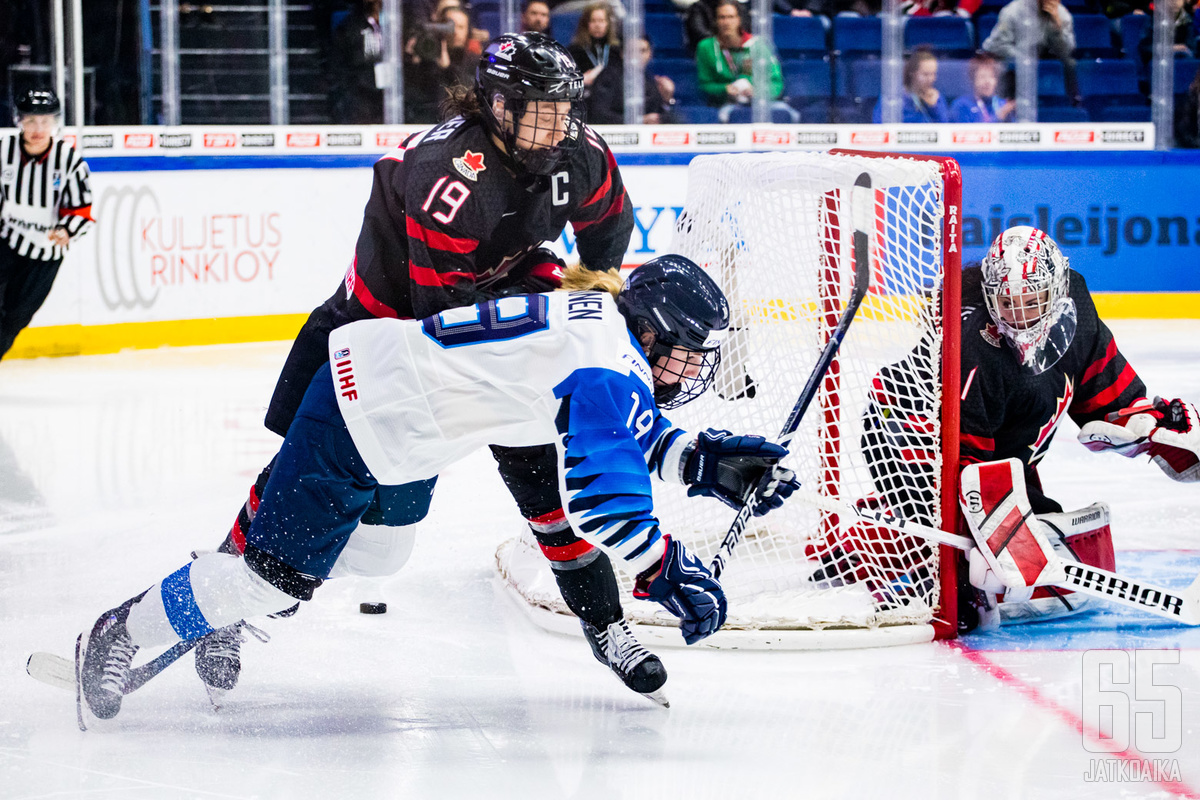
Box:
<box><xmin>937</xmin><ymin>58</ymin><xmax>973</xmax><ymax>101</ymax></box>
<box><xmin>834</xmin><ymin>16</ymin><xmax>881</xmax><ymax>56</ymax></box>
<box><xmin>774</xmin><ymin>16</ymin><xmax>829</xmax><ymax>58</ymax></box>
<box><xmin>1038</xmin><ymin>59</ymin><xmax>1067</xmax><ymax>101</ymax></box>
<box><xmin>850</xmin><ymin>58</ymin><xmax>882</xmax><ymax>99</ymax></box>
<box><xmin>645</xmin><ymin>13</ymin><xmax>687</xmax><ymax>58</ymax></box>
<box><xmin>1062</xmin><ymin>0</ymin><xmax>1095</xmax><ymax>9</ymax></box>
<box><xmin>1119</xmin><ymin>13</ymin><xmax>1149</xmax><ymax>60</ymax></box>
<box><xmin>904</xmin><ymin>17</ymin><xmax>975</xmax><ymax>57</ymax></box>
<box><xmin>1177</xmin><ymin>58</ymin><xmax>1200</xmax><ymax>94</ymax></box>
<box><xmin>1072</xmin><ymin>14</ymin><xmax>1119</xmax><ymax>58</ymax></box>
<box><xmin>1095</xmin><ymin>104</ymin><xmax>1151</xmax><ymax>121</ymax></box>
<box><xmin>726</xmin><ymin>104</ymin><xmax>802</xmax><ymax>123</ymax></box>
<box><xmin>1038</xmin><ymin>105</ymin><xmax>1090</xmax><ymax>121</ymax></box>
<box><xmin>784</xmin><ymin>58</ymin><xmax>833</xmax><ymax>98</ymax></box>
<box><xmin>550</xmin><ymin>12</ymin><xmax>581</xmax><ymax>46</ymax></box>
<box><xmin>652</xmin><ymin>58</ymin><xmax>704</xmax><ymax>104</ymax></box>
<box><xmin>1078</xmin><ymin>59</ymin><xmax>1142</xmax><ymax>118</ymax></box>
<box><xmin>676</xmin><ymin>104</ymin><xmax>721</xmax><ymax>124</ymax></box>
<box><xmin>976</xmin><ymin>13</ymin><xmax>999</xmax><ymax>49</ymax></box>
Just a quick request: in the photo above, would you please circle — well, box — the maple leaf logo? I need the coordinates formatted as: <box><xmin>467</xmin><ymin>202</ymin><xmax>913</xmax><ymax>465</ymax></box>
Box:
<box><xmin>453</xmin><ymin>150</ymin><xmax>486</xmax><ymax>181</ymax></box>
<box><xmin>1029</xmin><ymin>375</ymin><xmax>1074</xmax><ymax>463</ymax></box>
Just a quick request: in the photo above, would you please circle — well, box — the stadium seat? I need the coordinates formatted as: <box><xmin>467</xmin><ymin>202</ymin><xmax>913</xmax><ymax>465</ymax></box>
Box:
<box><xmin>645</xmin><ymin>13</ymin><xmax>688</xmax><ymax>58</ymax></box>
<box><xmin>976</xmin><ymin>13</ymin><xmax>999</xmax><ymax>49</ymax></box>
<box><xmin>675</xmin><ymin>104</ymin><xmax>721</xmax><ymax>124</ymax></box>
<box><xmin>1072</xmin><ymin>14</ymin><xmax>1120</xmax><ymax>58</ymax></box>
<box><xmin>1095</xmin><ymin>104</ymin><xmax>1151</xmax><ymax>121</ymax></box>
<box><xmin>551</xmin><ymin>12</ymin><xmax>580</xmax><ymax>46</ymax></box>
<box><xmin>850</xmin><ymin>58</ymin><xmax>882</xmax><ymax>99</ymax></box>
<box><xmin>937</xmin><ymin>58</ymin><xmax>973</xmax><ymax>101</ymax></box>
<box><xmin>774</xmin><ymin>16</ymin><xmax>829</xmax><ymax>59</ymax></box>
<box><xmin>1119</xmin><ymin>13</ymin><xmax>1149</xmax><ymax>60</ymax></box>
<box><xmin>652</xmin><ymin>58</ymin><xmax>705</xmax><ymax>105</ymax></box>
<box><xmin>903</xmin><ymin>17</ymin><xmax>975</xmax><ymax>57</ymax></box>
<box><xmin>1037</xmin><ymin>59</ymin><xmax>1069</xmax><ymax>103</ymax></box>
<box><xmin>784</xmin><ymin>58</ymin><xmax>833</xmax><ymax>121</ymax></box>
<box><xmin>1177</xmin><ymin>58</ymin><xmax>1200</xmax><ymax>94</ymax></box>
<box><xmin>726</xmin><ymin>104</ymin><xmax>802</xmax><ymax>123</ymax></box>
<box><xmin>1038</xmin><ymin>105</ymin><xmax>1090</xmax><ymax>121</ymax></box>
<box><xmin>833</xmin><ymin>16</ymin><xmax>881</xmax><ymax>57</ymax></box>
<box><xmin>1077</xmin><ymin>58</ymin><xmax>1142</xmax><ymax>117</ymax></box>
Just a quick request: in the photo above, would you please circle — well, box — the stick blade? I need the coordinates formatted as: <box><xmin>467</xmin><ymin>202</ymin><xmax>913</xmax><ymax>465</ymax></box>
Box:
<box><xmin>27</xmin><ymin>651</ymin><xmax>77</xmax><ymax>692</ymax></box>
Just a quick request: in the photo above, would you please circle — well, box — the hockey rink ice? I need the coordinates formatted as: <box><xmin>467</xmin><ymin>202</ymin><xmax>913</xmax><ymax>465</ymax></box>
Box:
<box><xmin>1</xmin><ymin>319</ymin><xmax>1198</xmax><ymax>799</ymax></box>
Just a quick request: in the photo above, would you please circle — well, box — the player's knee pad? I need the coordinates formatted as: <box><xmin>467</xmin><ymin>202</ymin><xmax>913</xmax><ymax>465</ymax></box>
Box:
<box><xmin>994</xmin><ymin>502</ymin><xmax>1115</xmax><ymax>626</ymax></box>
<box><xmin>327</xmin><ymin>523</ymin><xmax>416</xmax><ymax>579</ymax></box>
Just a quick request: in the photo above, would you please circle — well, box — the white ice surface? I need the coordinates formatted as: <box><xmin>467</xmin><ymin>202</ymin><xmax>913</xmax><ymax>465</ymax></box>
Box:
<box><xmin>1</xmin><ymin>319</ymin><xmax>1199</xmax><ymax>799</ymax></box>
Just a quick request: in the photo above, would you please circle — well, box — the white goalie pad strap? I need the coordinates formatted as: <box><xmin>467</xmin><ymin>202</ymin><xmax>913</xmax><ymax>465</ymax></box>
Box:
<box><xmin>327</xmin><ymin>523</ymin><xmax>417</xmax><ymax>579</ymax></box>
<box><xmin>960</xmin><ymin>458</ymin><xmax>1066</xmax><ymax>593</ymax></box>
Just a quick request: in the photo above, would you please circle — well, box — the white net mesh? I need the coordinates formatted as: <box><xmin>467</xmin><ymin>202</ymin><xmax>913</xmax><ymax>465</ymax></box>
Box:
<box><xmin>498</xmin><ymin>151</ymin><xmax>953</xmax><ymax>639</ymax></box>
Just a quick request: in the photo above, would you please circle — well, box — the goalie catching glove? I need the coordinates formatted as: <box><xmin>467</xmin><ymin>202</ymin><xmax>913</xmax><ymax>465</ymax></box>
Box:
<box><xmin>634</xmin><ymin>536</ymin><xmax>727</xmax><ymax>645</ymax></box>
<box><xmin>960</xmin><ymin>458</ymin><xmax>1066</xmax><ymax>602</ymax></box>
<box><xmin>1078</xmin><ymin>397</ymin><xmax>1200</xmax><ymax>482</ymax></box>
<box><xmin>682</xmin><ymin>429</ymin><xmax>799</xmax><ymax>515</ymax></box>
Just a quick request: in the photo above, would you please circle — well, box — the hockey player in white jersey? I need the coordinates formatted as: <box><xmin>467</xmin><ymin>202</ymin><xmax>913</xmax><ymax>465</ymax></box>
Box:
<box><xmin>70</xmin><ymin>255</ymin><xmax>799</xmax><ymax>722</ymax></box>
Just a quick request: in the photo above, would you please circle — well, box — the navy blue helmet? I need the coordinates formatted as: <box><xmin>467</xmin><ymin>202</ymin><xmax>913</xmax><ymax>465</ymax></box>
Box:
<box><xmin>475</xmin><ymin>32</ymin><xmax>585</xmax><ymax>178</ymax></box>
<box><xmin>618</xmin><ymin>255</ymin><xmax>730</xmax><ymax>409</ymax></box>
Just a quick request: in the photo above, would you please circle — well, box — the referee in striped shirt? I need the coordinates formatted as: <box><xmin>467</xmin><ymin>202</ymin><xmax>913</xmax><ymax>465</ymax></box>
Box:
<box><xmin>0</xmin><ymin>89</ymin><xmax>95</xmax><ymax>359</ymax></box>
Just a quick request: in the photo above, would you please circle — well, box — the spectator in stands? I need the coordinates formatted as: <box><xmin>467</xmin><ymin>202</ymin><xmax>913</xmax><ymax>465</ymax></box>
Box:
<box><xmin>1137</xmin><ymin>0</ymin><xmax>1196</xmax><ymax>62</ymax></box>
<box><xmin>695</xmin><ymin>0</ymin><xmax>789</xmax><ymax>122</ymax></box>
<box><xmin>900</xmin><ymin>0</ymin><xmax>981</xmax><ymax>16</ymax></box>
<box><xmin>405</xmin><ymin>5</ymin><xmax>480</xmax><ymax>123</ymax></box>
<box><xmin>639</xmin><ymin>35</ymin><xmax>680</xmax><ymax>124</ymax></box>
<box><xmin>983</xmin><ymin>0</ymin><xmax>1079</xmax><ymax>104</ymax></box>
<box><xmin>521</xmin><ymin>0</ymin><xmax>552</xmax><ymax>35</ymax></box>
<box><xmin>568</xmin><ymin>3</ymin><xmax>625</xmax><ymax>125</ymax></box>
<box><xmin>950</xmin><ymin>52</ymin><xmax>1015</xmax><ymax>122</ymax></box>
<box><xmin>330</xmin><ymin>0</ymin><xmax>384</xmax><ymax>124</ymax></box>
<box><xmin>872</xmin><ymin>47</ymin><xmax>950</xmax><ymax>123</ymax></box>
<box><xmin>1177</xmin><ymin>67</ymin><xmax>1200</xmax><ymax>147</ymax></box>
<box><xmin>774</xmin><ymin>0</ymin><xmax>836</xmax><ymax>19</ymax></box>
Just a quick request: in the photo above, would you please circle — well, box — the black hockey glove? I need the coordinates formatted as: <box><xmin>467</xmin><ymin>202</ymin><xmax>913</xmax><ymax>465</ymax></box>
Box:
<box><xmin>634</xmin><ymin>536</ymin><xmax>727</xmax><ymax>645</ymax></box>
<box><xmin>683</xmin><ymin>429</ymin><xmax>799</xmax><ymax>516</ymax></box>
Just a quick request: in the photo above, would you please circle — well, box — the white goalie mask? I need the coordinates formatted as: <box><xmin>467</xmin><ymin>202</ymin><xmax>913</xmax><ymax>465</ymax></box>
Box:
<box><xmin>981</xmin><ymin>226</ymin><xmax>1077</xmax><ymax>375</ymax></box>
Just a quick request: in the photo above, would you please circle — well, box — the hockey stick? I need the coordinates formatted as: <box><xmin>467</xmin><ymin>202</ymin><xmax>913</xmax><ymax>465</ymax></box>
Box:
<box><xmin>27</xmin><ymin>637</ymin><xmax>198</xmax><ymax>695</ymax></box>
<box><xmin>794</xmin><ymin>489</ymin><xmax>1200</xmax><ymax>626</ymax></box>
<box><xmin>710</xmin><ymin>172</ymin><xmax>874</xmax><ymax>580</ymax></box>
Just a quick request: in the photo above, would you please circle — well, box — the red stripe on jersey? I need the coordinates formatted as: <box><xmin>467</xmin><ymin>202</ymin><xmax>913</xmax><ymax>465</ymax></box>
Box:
<box><xmin>1079</xmin><ymin>337</ymin><xmax>1117</xmax><ymax>386</ymax></box>
<box><xmin>961</xmin><ymin>432</ymin><xmax>996</xmax><ymax>453</ymax></box>
<box><xmin>572</xmin><ymin>188</ymin><xmax>626</xmax><ymax>231</ymax></box>
<box><xmin>349</xmin><ymin>259</ymin><xmax>401</xmax><ymax>318</ymax></box>
<box><xmin>581</xmin><ymin>166</ymin><xmax>613</xmax><ymax>208</ymax></box>
<box><xmin>1073</xmin><ymin>362</ymin><xmax>1138</xmax><ymax>415</ymax></box>
<box><xmin>539</xmin><ymin>539</ymin><xmax>595</xmax><ymax>562</ymax></box>
<box><xmin>529</xmin><ymin>508</ymin><xmax>567</xmax><ymax>525</ymax></box>
<box><xmin>60</xmin><ymin>204</ymin><xmax>93</xmax><ymax>220</ymax></box>
<box><xmin>405</xmin><ymin>216</ymin><xmax>479</xmax><ymax>254</ymax></box>
<box><xmin>409</xmin><ymin>261</ymin><xmax>474</xmax><ymax>287</ymax></box>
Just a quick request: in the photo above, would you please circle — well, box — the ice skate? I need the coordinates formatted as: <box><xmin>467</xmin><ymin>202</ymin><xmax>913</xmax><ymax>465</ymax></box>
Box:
<box><xmin>581</xmin><ymin>619</ymin><xmax>669</xmax><ymax>708</ymax></box>
<box><xmin>194</xmin><ymin>621</ymin><xmax>268</xmax><ymax>709</ymax></box>
<box><xmin>75</xmin><ymin>593</ymin><xmax>143</xmax><ymax>728</ymax></box>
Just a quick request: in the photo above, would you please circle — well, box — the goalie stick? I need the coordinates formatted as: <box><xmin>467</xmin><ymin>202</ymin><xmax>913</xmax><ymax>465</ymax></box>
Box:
<box><xmin>710</xmin><ymin>172</ymin><xmax>874</xmax><ymax>580</ymax></box>
<box><xmin>794</xmin><ymin>489</ymin><xmax>1200</xmax><ymax>626</ymax></box>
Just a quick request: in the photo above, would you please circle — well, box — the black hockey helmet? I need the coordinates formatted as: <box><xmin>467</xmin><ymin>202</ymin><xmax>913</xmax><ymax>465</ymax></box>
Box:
<box><xmin>475</xmin><ymin>32</ymin><xmax>585</xmax><ymax>178</ymax></box>
<box><xmin>618</xmin><ymin>255</ymin><xmax>730</xmax><ymax>409</ymax></box>
<box><xmin>14</xmin><ymin>89</ymin><xmax>61</xmax><ymax>123</ymax></box>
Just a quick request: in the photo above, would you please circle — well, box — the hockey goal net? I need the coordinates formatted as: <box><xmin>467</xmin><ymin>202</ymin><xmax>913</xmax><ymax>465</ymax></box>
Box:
<box><xmin>497</xmin><ymin>150</ymin><xmax>962</xmax><ymax>648</ymax></box>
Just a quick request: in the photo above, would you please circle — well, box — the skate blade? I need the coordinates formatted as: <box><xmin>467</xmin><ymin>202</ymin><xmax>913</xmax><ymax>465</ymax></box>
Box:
<box><xmin>640</xmin><ymin>687</ymin><xmax>670</xmax><ymax>709</ymax></box>
<box><xmin>74</xmin><ymin>634</ymin><xmax>87</xmax><ymax>732</ymax></box>
<box><xmin>204</xmin><ymin>683</ymin><xmax>230</xmax><ymax>711</ymax></box>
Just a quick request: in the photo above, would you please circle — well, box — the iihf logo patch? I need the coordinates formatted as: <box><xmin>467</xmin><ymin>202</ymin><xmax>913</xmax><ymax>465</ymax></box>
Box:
<box><xmin>494</xmin><ymin>41</ymin><xmax>516</xmax><ymax>61</ymax></box>
<box><xmin>453</xmin><ymin>150</ymin><xmax>486</xmax><ymax>181</ymax></box>
<box><xmin>334</xmin><ymin>348</ymin><xmax>350</xmax><ymax>360</ymax></box>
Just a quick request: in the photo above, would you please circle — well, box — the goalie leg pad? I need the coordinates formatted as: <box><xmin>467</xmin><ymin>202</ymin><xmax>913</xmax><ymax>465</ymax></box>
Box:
<box><xmin>961</xmin><ymin>458</ymin><xmax>1066</xmax><ymax>596</ymax></box>
<box><xmin>997</xmin><ymin>503</ymin><xmax>1115</xmax><ymax>626</ymax></box>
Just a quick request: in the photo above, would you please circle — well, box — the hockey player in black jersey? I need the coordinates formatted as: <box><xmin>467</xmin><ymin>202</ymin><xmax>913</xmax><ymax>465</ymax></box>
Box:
<box><xmin>859</xmin><ymin>226</ymin><xmax>1199</xmax><ymax>630</ymax></box>
<box><xmin>193</xmin><ymin>33</ymin><xmax>655</xmax><ymax>703</ymax></box>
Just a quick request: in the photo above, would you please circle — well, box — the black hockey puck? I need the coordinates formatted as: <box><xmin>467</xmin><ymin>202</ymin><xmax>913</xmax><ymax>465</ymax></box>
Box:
<box><xmin>359</xmin><ymin>602</ymin><xmax>387</xmax><ymax>615</ymax></box>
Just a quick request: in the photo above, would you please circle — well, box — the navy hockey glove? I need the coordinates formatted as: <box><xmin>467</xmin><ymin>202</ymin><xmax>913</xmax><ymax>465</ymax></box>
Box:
<box><xmin>683</xmin><ymin>429</ymin><xmax>799</xmax><ymax>516</ymax></box>
<box><xmin>634</xmin><ymin>536</ymin><xmax>727</xmax><ymax>645</ymax></box>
